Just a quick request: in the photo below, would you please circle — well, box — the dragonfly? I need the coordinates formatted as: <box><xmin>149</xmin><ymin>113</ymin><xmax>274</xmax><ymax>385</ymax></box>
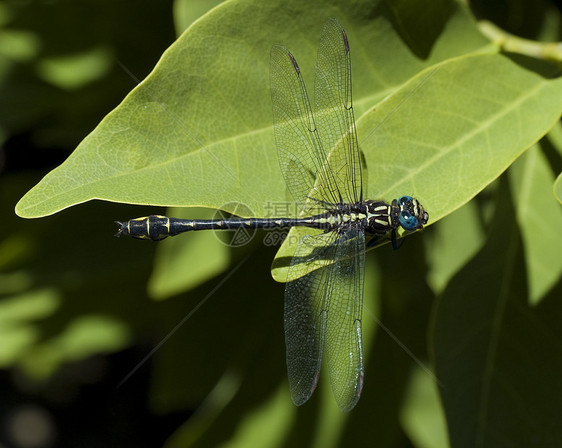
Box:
<box><xmin>116</xmin><ymin>18</ymin><xmax>428</xmax><ymax>411</ymax></box>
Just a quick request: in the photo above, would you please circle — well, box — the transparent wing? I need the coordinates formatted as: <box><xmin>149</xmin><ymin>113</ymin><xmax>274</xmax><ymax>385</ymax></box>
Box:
<box><xmin>284</xmin><ymin>228</ymin><xmax>365</xmax><ymax>411</ymax></box>
<box><xmin>275</xmin><ymin>18</ymin><xmax>366</xmax><ymax>411</ymax></box>
<box><xmin>270</xmin><ymin>19</ymin><xmax>361</xmax><ymax>213</ymax></box>
<box><xmin>315</xmin><ymin>18</ymin><xmax>362</xmax><ymax>205</ymax></box>
<box><xmin>325</xmin><ymin>228</ymin><xmax>365</xmax><ymax>412</ymax></box>
<box><xmin>270</xmin><ymin>49</ymin><xmax>342</xmax><ymax>211</ymax></box>
<box><xmin>284</xmin><ymin>231</ymin><xmax>338</xmax><ymax>405</ymax></box>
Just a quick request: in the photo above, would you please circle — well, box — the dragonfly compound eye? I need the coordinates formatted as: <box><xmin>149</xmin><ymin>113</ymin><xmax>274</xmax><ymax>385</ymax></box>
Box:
<box><xmin>398</xmin><ymin>195</ymin><xmax>413</xmax><ymax>205</ymax></box>
<box><xmin>398</xmin><ymin>210</ymin><xmax>419</xmax><ymax>230</ymax></box>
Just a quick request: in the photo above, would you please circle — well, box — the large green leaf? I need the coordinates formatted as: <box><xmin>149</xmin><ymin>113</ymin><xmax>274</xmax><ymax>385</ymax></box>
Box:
<box><xmin>15</xmin><ymin>0</ymin><xmax>488</xmax><ymax>219</ymax></box>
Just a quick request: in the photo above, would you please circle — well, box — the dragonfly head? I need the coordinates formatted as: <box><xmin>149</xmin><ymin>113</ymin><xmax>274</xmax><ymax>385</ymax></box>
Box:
<box><xmin>396</xmin><ymin>196</ymin><xmax>429</xmax><ymax>231</ymax></box>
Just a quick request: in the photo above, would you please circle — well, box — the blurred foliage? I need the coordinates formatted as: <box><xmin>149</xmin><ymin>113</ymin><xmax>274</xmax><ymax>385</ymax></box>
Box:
<box><xmin>1</xmin><ymin>0</ymin><xmax>562</xmax><ymax>448</ymax></box>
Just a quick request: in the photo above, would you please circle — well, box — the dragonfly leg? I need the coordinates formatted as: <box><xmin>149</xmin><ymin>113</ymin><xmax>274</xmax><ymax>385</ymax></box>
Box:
<box><xmin>366</xmin><ymin>230</ymin><xmax>405</xmax><ymax>250</ymax></box>
<box><xmin>390</xmin><ymin>230</ymin><xmax>406</xmax><ymax>250</ymax></box>
<box><xmin>366</xmin><ymin>235</ymin><xmax>382</xmax><ymax>248</ymax></box>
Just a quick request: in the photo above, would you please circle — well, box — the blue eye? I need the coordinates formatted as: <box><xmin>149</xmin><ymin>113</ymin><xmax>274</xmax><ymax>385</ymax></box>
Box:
<box><xmin>399</xmin><ymin>211</ymin><xmax>419</xmax><ymax>230</ymax></box>
<box><xmin>399</xmin><ymin>195</ymin><xmax>413</xmax><ymax>205</ymax></box>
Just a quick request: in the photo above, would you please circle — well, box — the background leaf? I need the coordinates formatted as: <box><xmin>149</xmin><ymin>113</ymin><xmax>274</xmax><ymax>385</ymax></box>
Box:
<box><xmin>555</xmin><ymin>172</ymin><xmax>562</xmax><ymax>203</ymax></box>
<box><xmin>509</xmin><ymin>144</ymin><xmax>562</xmax><ymax>303</ymax></box>
<box><xmin>424</xmin><ymin>199</ymin><xmax>485</xmax><ymax>294</ymax></box>
<box><xmin>148</xmin><ymin>207</ymin><xmax>230</xmax><ymax>299</ymax></box>
<box><xmin>431</xmin><ymin>179</ymin><xmax>562</xmax><ymax>447</ymax></box>
<box><xmin>400</xmin><ymin>366</ymin><xmax>448</xmax><ymax>448</ymax></box>
<box><xmin>547</xmin><ymin>121</ymin><xmax>562</xmax><ymax>203</ymax></box>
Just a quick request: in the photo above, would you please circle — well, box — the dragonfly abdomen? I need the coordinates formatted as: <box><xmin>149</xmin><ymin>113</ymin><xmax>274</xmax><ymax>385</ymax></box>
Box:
<box><xmin>115</xmin><ymin>214</ymin><xmax>335</xmax><ymax>241</ymax></box>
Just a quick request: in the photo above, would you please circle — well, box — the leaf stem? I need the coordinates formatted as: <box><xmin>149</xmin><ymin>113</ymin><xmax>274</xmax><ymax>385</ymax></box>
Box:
<box><xmin>478</xmin><ymin>20</ymin><xmax>562</xmax><ymax>64</ymax></box>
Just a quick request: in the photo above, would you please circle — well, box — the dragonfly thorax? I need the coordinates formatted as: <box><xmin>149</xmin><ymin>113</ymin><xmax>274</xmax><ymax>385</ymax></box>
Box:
<box><xmin>363</xmin><ymin>200</ymin><xmax>394</xmax><ymax>235</ymax></box>
<box><xmin>363</xmin><ymin>196</ymin><xmax>429</xmax><ymax>236</ymax></box>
